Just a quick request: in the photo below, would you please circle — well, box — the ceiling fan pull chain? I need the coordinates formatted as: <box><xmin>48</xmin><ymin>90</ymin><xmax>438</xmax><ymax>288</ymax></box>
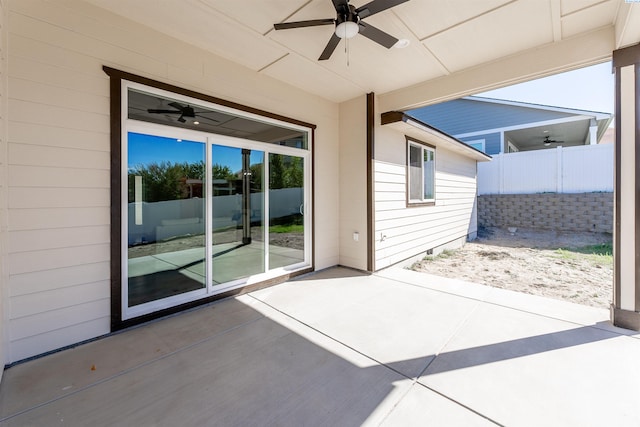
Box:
<box><xmin>346</xmin><ymin>37</ymin><xmax>350</xmax><ymax>67</ymax></box>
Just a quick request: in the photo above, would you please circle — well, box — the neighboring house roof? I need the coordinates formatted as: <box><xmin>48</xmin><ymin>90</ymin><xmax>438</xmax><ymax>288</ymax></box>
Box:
<box><xmin>407</xmin><ymin>96</ymin><xmax>613</xmax><ymax>152</ymax></box>
<box><xmin>381</xmin><ymin>111</ymin><xmax>492</xmax><ymax>162</ymax></box>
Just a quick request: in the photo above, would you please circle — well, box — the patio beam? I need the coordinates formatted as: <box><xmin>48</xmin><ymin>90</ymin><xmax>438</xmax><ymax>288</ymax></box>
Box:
<box><xmin>378</xmin><ymin>27</ymin><xmax>614</xmax><ymax>112</ymax></box>
<box><xmin>612</xmin><ymin>42</ymin><xmax>640</xmax><ymax>330</ymax></box>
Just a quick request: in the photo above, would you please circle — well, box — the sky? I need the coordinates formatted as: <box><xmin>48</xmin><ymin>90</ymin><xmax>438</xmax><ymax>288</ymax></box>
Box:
<box><xmin>128</xmin><ymin>133</ymin><xmax>205</xmax><ymax>169</ymax></box>
<box><xmin>128</xmin><ymin>132</ymin><xmax>260</xmax><ymax>171</ymax></box>
<box><xmin>477</xmin><ymin>61</ymin><xmax>614</xmax><ymax>114</ymax></box>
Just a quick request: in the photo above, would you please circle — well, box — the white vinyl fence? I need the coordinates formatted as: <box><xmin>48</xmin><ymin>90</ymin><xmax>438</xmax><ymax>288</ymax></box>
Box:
<box><xmin>478</xmin><ymin>144</ymin><xmax>613</xmax><ymax>195</ymax></box>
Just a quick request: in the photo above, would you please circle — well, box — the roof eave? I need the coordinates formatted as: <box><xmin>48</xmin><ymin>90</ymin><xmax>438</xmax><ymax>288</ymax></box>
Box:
<box><xmin>381</xmin><ymin>111</ymin><xmax>492</xmax><ymax>162</ymax></box>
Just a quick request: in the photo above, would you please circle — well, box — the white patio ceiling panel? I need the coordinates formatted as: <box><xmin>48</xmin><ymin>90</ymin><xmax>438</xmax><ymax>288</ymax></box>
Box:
<box><xmin>422</xmin><ymin>1</ymin><xmax>554</xmax><ymax>73</ymax></box>
<box><xmin>260</xmin><ymin>52</ymin><xmax>364</xmax><ymax>102</ymax></box>
<box><xmin>85</xmin><ymin>0</ymin><xmax>290</xmax><ymax>72</ymax></box>
<box><xmin>392</xmin><ymin>0</ymin><xmax>512</xmax><ymax>40</ymax></box>
<box><xmin>199</xmin><ymin>0</ymin><xmax>310</xmax><ymax>35</ymax></box>
<box><xmin>561</xmin><ymin>0</ymin><xmax>612</xmax><ymax>15</ymax></box>
<box><xmin>85</xmin><ymin>0</ymin><xmax>635</xmax><ymax>104</ymax></box>
<box><xmin>561</xmin><ymin>1</ymin><xmax>619</xmax><ymax>39</ymax></box>
<box><xmin>617</xmin><ymin>4</ymin><xmax>640</xmax><ymax>48</ymax></box>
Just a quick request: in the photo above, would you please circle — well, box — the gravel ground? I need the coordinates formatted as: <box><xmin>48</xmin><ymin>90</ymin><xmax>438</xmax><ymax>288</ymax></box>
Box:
<box><xmin>411</xmin><ymin>226</ymin><xmax>613</xmax><ymax>309</ymax></box>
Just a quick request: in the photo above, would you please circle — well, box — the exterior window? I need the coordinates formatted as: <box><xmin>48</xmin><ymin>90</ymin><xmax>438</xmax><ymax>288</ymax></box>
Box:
<box><xmin>466</xmin><ymin>139</ymin><xmax>485</xmax><ymax>152</ymax></box>
<box><xmin>408</xmin><ymin>140</ymin><xmax>435</xmax><ymax>204</ymax></box>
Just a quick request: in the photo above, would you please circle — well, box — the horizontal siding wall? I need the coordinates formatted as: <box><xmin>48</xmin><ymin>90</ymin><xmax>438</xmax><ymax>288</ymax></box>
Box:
<box><xmin>374</xmin><ymin>146</ymin><xmax>477</xmax><ymax>270</ymax></box>
<box><xmin>6</xmin><ymin>0</ymin><xmax>339</xmax><ymax>362</ymax></box>
<box><xmin>409</xmin><ymin>98</ymin><xmax>574</xmax><ymax>136</ymax></box>
<box><xmin>1</xmin><ymin>0</ymin><xmax>8</xmax><ymax>373</ymax></box>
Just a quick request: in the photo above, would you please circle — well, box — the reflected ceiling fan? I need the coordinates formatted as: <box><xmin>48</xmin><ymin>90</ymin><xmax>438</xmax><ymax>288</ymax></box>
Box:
<box><xmin>273</xmin><ymin>0</ymin><xmax>409</xmax><ymax>61</ymax></box>
<box><xmin>147</xmin><ymin>101</ymin><xmax>221</xmax><ymax>125</ymax></box>
<box><xmin>543</xmin><ymin>136</ymin><xmax>564</xmax><ymax>146</ymax></box>
<box><xmin>148</xmin><ymin>102</ymin><xmax>197</xmax><ymax>123</ymax></box>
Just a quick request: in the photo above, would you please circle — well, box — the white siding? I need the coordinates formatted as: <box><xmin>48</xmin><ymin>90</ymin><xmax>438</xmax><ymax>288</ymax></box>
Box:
<box><xmin>374</xmin><ymin>129</ymin><xmax>478</xmax><ymax>269</ymax></box>
<box><xmin>6</xmin><ymin>0</ymin><xmax>339</xmax><ymax>362</ymax></box>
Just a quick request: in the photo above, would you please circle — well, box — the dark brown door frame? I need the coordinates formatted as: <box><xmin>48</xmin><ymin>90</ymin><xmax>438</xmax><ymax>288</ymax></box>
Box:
<box><xmin>367</xmin><ymin>93</ymin><xmax>375</xmax><ymax>272</ymax></box>
<box><xmin>103</xmin><ymin>66</ymin><xmax>316</xmax><ymax>331</ymax></box>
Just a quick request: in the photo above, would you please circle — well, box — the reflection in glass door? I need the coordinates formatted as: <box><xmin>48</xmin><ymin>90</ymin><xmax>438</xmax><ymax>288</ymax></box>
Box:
<box><xmin>127</xmin><ymin>132</ymin><xmax>206</xmax><ymax>307</ymax></box>
<box><xmin>211</xmin><ymin>145</ymin><xmax>265</xmax><ymax>284</ymax></box>
<box><xmin>269</xmin><ymin>153</ymin><xmax>305</xmax><ymax>269</ymax></box>
<box><xmin>124</xmin><ymin>130</ymin><xmax>309</xmax><ymax>319</ymax></box>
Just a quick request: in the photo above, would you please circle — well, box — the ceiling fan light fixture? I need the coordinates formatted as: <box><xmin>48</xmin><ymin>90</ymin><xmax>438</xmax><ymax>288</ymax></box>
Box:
<box><xmin>335</xmin><ymin>20</ymin><xmax>359</xmax><ymax>39</ymax></box>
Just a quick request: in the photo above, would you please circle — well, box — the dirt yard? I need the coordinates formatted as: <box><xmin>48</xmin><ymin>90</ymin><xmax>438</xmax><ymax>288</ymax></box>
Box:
<box><xmin>411</xmin><ymin>226</ymin><xmax>613</xmax><ymax>309</ymax></box>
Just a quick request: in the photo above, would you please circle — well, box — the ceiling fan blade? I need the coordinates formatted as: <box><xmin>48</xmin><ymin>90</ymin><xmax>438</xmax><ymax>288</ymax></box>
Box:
<box><xmin>177</xmin><ymin>115</ymin><xmax>186</xmax><ymax>123</ymax></box>
<box><xmin>147</xmin><ymin>109</ymin><xmax>181</xmax><ymax>114</ymax></box>
<box><xmin>358</xmin><ymin>22</ymin><xmax>398</xmax><ymax>48</ymax></box>
<box><xmin>168</xmin><ymin>102</ymin><xmax>185</xmax><ymax>110</ymax></box>
<box><xmin>319</xmin><ymin>33</ymin><xmax>341</xmax><ymax>60</ymax></box>
<box><xmin>331</xmin><ymin>0</ymin><xmax>350</xmax><ymax>14</ymax></box>
<box><xmin>356</xmin><ymin>0</ymin><xmax>409</xmax><ymax>18</ymax></box>
<box><xmin>274</xmin><ymin>19</ymin><xmax>335</xmax><ymax>30</ymax></box>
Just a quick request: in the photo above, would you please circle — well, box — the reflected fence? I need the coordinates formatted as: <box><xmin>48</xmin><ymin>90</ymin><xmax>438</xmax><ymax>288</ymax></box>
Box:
<box><xmin>128</xmin><ymin>187</ymin><xmax>303</xmax><ymax>246</ymax></box>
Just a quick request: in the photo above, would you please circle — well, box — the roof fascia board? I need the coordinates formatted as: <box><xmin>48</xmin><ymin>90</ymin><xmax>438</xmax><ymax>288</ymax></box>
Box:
<box><xmin>381</xmin><ymin>111</ymin><xmax>492</xmax><ymax>162</ymax></box>
<box><xmin>452</xmin><ymin>115</ymin><xmax>595</xmax><ymax>139</ymax></box>
<box><xmin>463</xmin><ymin>96</ymin><xmax>612</xmax><ymax>119</ymax></box>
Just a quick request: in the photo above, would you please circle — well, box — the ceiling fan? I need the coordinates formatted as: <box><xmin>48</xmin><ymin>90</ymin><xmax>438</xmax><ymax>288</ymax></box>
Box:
<box><xmin>273</xmin><ymin>0</ymin><xmax>409</xmax><ymax>61</ymax></box>
<box><xmin>543</xmin><ymin>136</ymin><xmax>564</xmax><ymax>146</ymax></box>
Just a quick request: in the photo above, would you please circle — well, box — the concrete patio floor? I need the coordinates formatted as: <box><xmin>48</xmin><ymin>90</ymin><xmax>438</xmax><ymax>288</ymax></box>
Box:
<box><xmin>1</xmin><ymin>266</ymin><xmax>639</xmax><ymax>426</ymax></box>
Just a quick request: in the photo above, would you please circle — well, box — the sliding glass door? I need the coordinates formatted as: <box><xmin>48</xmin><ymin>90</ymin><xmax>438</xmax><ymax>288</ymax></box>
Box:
<box><xmin>126</xmin><ymin>132</ymin><xmax>207</xmax><ymax>308</ymax></box>
<box><xmin>122</xmin><ymin>84</ymin><xmax>312</xmax><ymax>321</ymax></box>
<box><xmin>123</xmin><ymin>130</ymin><xmax>310</xmax><ymax>320</ymax></box>
<box><xmin>211</xmin><ymin>145</ymin><xmax>265</xmax><ymax>285</ymax></box>
<box><xmin>269</xmin><ymin>153</ymin><xmax>305</xmax><ymax>269</ymax></box>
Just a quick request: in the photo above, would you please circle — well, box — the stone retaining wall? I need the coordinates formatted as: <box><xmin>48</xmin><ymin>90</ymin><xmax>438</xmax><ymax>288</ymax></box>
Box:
<box><xmin>477</xmin><ymin>193</ymin><xmax>613</xmax><ymax>233</ymax></box>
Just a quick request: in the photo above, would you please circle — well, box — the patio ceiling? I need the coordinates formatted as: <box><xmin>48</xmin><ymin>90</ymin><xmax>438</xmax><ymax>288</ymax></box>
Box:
<box><xmin>86</xmin><ymin>0</ymin><xmax>639</xmax><ymax>105</ymax></box>
<box><xmin>505</xmin><ymin>119</ymin><xmax>600</xmax><ymax>151</ymax></box>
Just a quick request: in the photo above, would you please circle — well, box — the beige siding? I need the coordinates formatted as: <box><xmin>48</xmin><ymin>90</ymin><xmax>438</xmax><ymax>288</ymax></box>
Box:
<box><xmin>6</xmin><ymin>0</ymin><xmax>339</xmax><ymax>362</ymax></box>
<box><xmin>1</xmin><ymin>0</ymin><xmax>8</xmax><ymax>373</ymax></box>
<box><xmin>338</xmin><ymin>96</ymin><xmax>368</xmax><ymax>270</ymax></box>
<box><xmin>374</xmin><ymin>129</ymin><xmax>478</xmax><ymax>270</ymax></box>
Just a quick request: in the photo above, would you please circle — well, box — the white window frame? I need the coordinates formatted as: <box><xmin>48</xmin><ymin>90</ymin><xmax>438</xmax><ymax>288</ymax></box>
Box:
<box><xmin>407</xmin><ymin>138</ymin><xmax>436</xmax><ymax>205</ymax></box>
<box><xmin>465</xmin><ymin>138</ymin><xmax>486</xmax><ymax>152</ymax></box>
<box><xmin>121</xmin><ymin>81</ymin><xmax>313</xmax><ymax>320</ymax></box>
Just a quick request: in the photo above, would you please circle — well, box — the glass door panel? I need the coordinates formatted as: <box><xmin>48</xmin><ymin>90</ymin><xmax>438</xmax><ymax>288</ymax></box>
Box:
<box><xmin>127</xmin><ymin>132</ymin><xmax>206</xmax><ymax>306</ymax></box>
<box><xmin>268</xmin><ymin>153</ymin><xmax>305</xmax><ymax>269</ymax></box>
<box><xmin>211</xmin><ymin>144</ymin><xmax>265</xmax><ymax>284</ymax></box>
